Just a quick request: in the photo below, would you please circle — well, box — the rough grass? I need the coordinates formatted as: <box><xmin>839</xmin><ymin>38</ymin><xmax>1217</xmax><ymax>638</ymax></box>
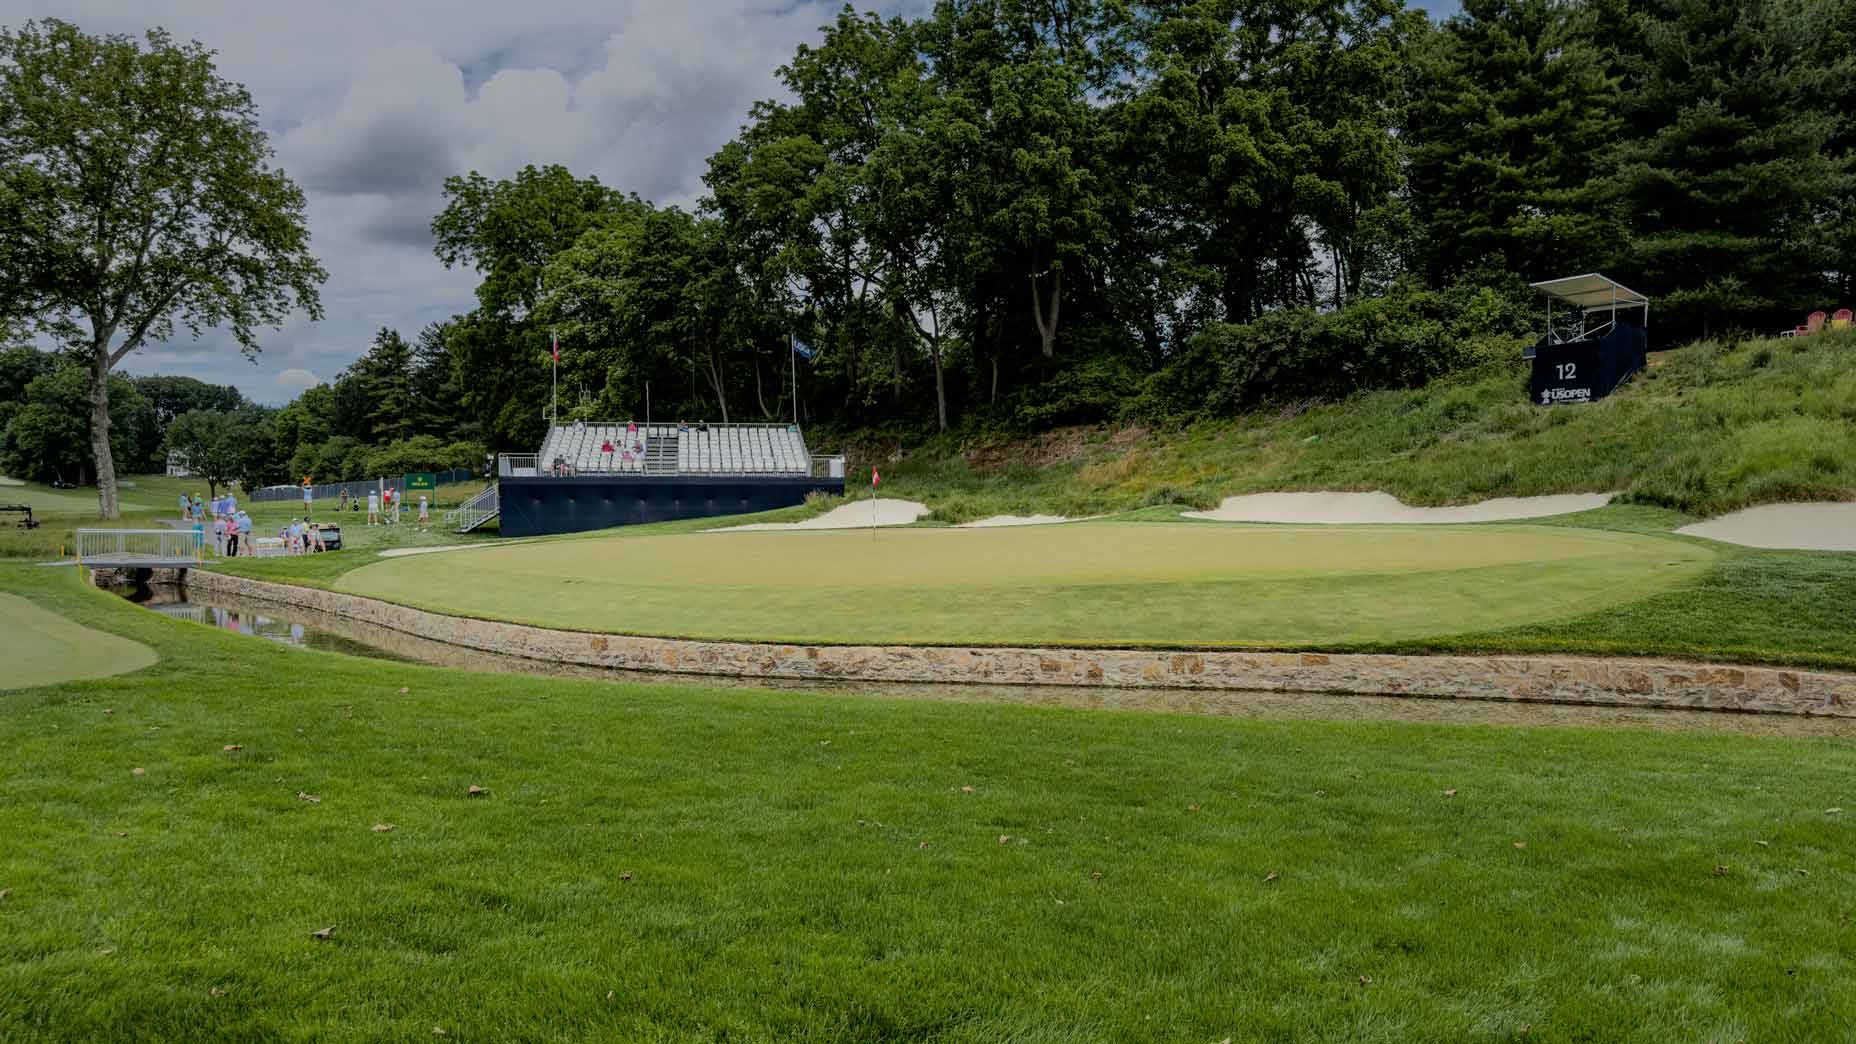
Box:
<box><xmin>853</xmin><ymin>329</ymin><xmax>1856</xmax><ymax>524</ymax></box>
<box><xmin>1</xmin><ymin>565</ymin><xmax>1853</xmax><ymax>1042</ymax></box>
<box><xmin>332</xmin><ymin>522</ymin><xmax>1714</xmax><ymax>648</ymax></box>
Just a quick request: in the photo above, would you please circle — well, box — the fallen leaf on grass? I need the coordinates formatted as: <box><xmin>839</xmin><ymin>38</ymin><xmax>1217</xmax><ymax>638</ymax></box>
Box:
<box><xmin>209</xmin><ymin>987</ymin><xmax>226</xmax><ymax>998</ymax></box>
<box><xmin>998</xmin><ymin>835</ymin><xmax>1013</xmax><ymax>845</ymax></box>
<box><xmin>94</xmin><ymin>947</ymin><xmax>112</xmax><ymax>955</ymax></box>
<box><xmin>296</xmin><ymin>792</ymin><xmax>321</xmax><ymax>804</ymax></box>
<box><xmin>1188</xmin><ymin>803</ymin><xmax>1202</xmax><ymax>812</ymax></box>
<box><xmin>372</xmin><ymin>823</ymin><xmax>394</xmax><ymax>833</ymax></box>
<box><xmin>222</xmin><ymin>745</ymin><xmax>242</xmax><ymax>752</ymax></box>
<box><xmin>131</xmin><ymin>768</ymin><xmax>145</xmax><ymax>777</ymax></box>
<box><xmin>432</xmin><ymin>1029</ymin><xmax>445</xmax><ymax>1037</ymax></box>
<box><xmin>1263</xmin><ymin>871</ymin><xmax>1279</xmax><ymax>883</ymax></box>
<box><xmin>310</xmin><ymin>927</ymin><xmax>333</xmax><ymax>940</ymax></box>
<box><xmin>918</xmin><ymin>841</ymin><xmax>930</xmax><ymax>849</ymax></box>
<box><xmin>606</xmin><ymin>991</ymin><xmax>615</xmax><ymax>1001</ymax></box>
<box><xmin>1443</xmin><ymin>789</ymin><xmax>1458</xmax><ymax>798</ymax></box>
<box><xmin>102</xmin><ymin>709</ymin><xmax>112</xmax><ymax>716</ymax></box>
<box><xmin>0</xmin><ymin>889</ymin><xmax>10</xmax><ymax>900</ymax></box>
<box><xmin>1358</xmin><ymin>976</ymin><xmax>1372</xmax><ymax>985</ymax></box>
<box><xmin>466</xmin><ymin>785</ymin><xmax>487</xmax><ymax>797</ymax></box>
<box><xmin>1756</xmin><ymin>840</ymin><xmax>1770</xmax><ymax>847</ymax></box>
<box><xmin>1796</xmin><ymin>868</ymin><xmax>1811</xmax><ymax>876</ymax></box>
<box><xmin>113</xmin><ymin>831</ymin><xmax>126</xmax><ymax>837</ymax></box>
<box><xmin>1713</xmin><ymin>865</ymin><xmax>1730</xmax><ymax>877</ymax></box>
<box><xmin>620</xmin><ymin>871</ymin><xmax>633</xmax><ymax>881</ymax></box>
<box><xmin>960</xmin><ymin>786</ymin><xmax>974</xmax><ymax>794</ymax></box>
<box><xmin>1828</xmin><ymin>808</ymin><xmax>1843</xmax><ymax>815</ymax></box>
<box><xmin>1314</xmin><ymin>789</ymin><xmax>1327</xmax><ymax>798</ymax></box>
<box><xmin>1513</xmin><ymin>841</ymin><xmax>1527</xmax><ymax>849</ymax></box>
<box><xmin>397</xmin><ymin>687</ymin><xmax>409</xmax><ymax>695</ymax></box>
<box><xmin>1090</xmin><ymin>871</ymin><xmax>1103</xmax><ymax>880</ymax></box>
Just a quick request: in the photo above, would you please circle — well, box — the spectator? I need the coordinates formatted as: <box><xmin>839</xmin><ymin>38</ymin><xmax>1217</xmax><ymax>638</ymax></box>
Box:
<box><xmin>418</xmin><ymin>495</ymin><xmax>430</xmax><ymax>523</ymax></box>
<box><xmin>191</xmin><ymin>494</ymin><xmax>203</xmax><ymax>521</ymax></box>
<box><xmin>339</xmin><ymin>488</ymin><xmax>350</xmax><ymax>512</ymax></box>
<box><xmin>366</xmin><ymin>490</ymin><xmax>381</xmax><ymax>525</ymax></box>
<box><xmin>212</xmin><ymin>514</ymin><xmax>227</xmax><ymax>556</ymax></box>
<box><xmin>179</xmin><ymin>493</ymin><xmax>190</xmax><ymax>520</ymax></box>
<box><xmin>237</xmin><ymin>510</ymin><xmax>253</xmax><ymax>556</ymax></box>
<box><xmin>225</xmin><ymin>514</ymin><xmax>240</xmax><ymax>557</ymax></box>
<box><xmin>302</xmin><ymin>478</ymin><xmax>313</xmax><ymax>519</ymax></box>
<box><xmin>626</xmin><ymin>420</ymin><xmax>638</xmax><ymax>437</ymax></box>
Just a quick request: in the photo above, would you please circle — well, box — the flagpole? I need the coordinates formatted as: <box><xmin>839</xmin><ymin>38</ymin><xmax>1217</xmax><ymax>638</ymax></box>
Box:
<box><xmin>551</xmin><ymin>328</ymin><xmax>558</xmax><ymax>428</ymax></box>
<box><xmin>790</xmin><ymin>333</ymin><xmax>798</xmax><ymax>426</ymax></box>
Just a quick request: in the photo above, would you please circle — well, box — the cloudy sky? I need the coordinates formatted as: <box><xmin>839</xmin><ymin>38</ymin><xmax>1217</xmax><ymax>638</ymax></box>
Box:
<box><xmin>10</xmin><ymin>0</ymin><xmax>1457</xmax><ymax>404</ymax></box>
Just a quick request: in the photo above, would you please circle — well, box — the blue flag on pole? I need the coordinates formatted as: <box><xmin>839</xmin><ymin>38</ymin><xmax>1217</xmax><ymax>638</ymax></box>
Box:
<box><xmin>792</xmin><ymin>337</ymin><xmax>817</xmax><ymax>361</ymax></box>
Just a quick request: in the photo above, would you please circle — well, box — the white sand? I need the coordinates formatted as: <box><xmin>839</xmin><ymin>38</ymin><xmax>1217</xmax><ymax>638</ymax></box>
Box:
<box><xmin>957</xmin><ymin>514</ymin><xmax>1081</xmax><ymax>528</ymax></box>
<box><xmin>1676</xmin><ymin>503</ymin><xmax>1856</xmax><ymax>552</ymax></box>
<box><xmin>377</xmin><ymin>543</ymin><xmax>486</xmax><ymax>558</ymax></box>
<box><xmin>720</xmin><ymin>498</ymin><xmax>931</xmax><ymax>531</ymax></box>
<box><xmin>1184</xmin><ymin>491</ymin><xmax>1613</xmax><ymax>525</ymax></box>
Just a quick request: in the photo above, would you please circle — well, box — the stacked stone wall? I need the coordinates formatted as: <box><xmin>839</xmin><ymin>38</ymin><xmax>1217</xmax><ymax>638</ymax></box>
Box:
<box><xmin>183</xmin><ymin>570</ymin><xmax>1856</xmax><ymax>717</ymax></box>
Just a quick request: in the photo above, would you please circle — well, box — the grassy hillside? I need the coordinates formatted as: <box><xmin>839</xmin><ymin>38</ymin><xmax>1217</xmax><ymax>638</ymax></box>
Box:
<box><xmin>857</xmin><ymin>329</ymin><xmax>1856</xmax><ymax>523</ymax></box>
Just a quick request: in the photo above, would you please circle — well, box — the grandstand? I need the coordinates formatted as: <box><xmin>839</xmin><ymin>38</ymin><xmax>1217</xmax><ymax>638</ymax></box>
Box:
<box><xmin>533</xmin><ymin>422</ymin><xmax>811</xmax><ymax>477</ymax></box>
<box><xmin>490</xmin><ymin>421</ymin><xmax>845</xmax><ymax>537</ymax></box>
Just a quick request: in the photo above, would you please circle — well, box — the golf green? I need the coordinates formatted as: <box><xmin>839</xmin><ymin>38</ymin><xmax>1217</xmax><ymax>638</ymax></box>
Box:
<box><xmin>336</xmin><ymin>522</ymin><xmax>1716</xmax><ymax>647</ymax></box>
<box><xmin>0</xmin><ymin>591</ymin><xmax>157</xmax><ymax>688</ymax></box>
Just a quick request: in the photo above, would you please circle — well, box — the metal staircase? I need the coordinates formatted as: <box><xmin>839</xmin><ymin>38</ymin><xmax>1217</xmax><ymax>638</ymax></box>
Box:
<box><xmin>644</xmin><ymin>433</ymin><xmax>679</xmax><ymax>474</ymax></box>
<box><xmin>445</xmin><ymin>484</ymin><xmax>500</xmax><ymax>533</ymax></box>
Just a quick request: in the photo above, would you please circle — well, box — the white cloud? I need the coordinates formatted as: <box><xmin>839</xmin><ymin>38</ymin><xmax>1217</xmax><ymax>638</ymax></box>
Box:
<box><xmin>7</xmin><ymin>0</ymin><xmax>849</xmax><ymax>403</ymax></box>
<box><xmin>273</xmin><ymin>368</ymin><xmax>322</xmax><ymax>397</ymax></box>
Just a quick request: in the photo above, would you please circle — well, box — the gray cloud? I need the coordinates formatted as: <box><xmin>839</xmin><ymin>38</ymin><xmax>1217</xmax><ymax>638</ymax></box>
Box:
<box><xmin>6</xmin><ymin>0</ymin><xmax>1461</xmax><ymax>404</ymax></box>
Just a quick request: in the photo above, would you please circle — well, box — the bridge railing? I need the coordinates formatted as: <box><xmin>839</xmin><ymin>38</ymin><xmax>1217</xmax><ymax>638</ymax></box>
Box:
<box><xmin>75</xmin><ymin>528</ymin><xmax>206</xmax><ymax>565</ymax></box>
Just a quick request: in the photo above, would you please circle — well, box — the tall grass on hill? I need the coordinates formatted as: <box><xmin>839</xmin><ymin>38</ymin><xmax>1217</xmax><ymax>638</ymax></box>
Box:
<box><xmin>864</xmin><ymin>330</ymin><xmax>1856</xmax><ymax>523</ymax></box>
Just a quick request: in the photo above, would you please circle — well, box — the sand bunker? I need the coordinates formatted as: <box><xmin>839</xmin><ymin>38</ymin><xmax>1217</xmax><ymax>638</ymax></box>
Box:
<box><xmin>1184</xmin><ymin>491</ymin><xmax>1613</xmax><ymax>525</ymax></box>
<box><xmin>1676</xmin><ymin>503</ymin><xmax>1856</xmax><ymax>552</ymax></box>
<box><xmin>721</xmin><ymin>498</ymin><xmax>930</xmax><ymax>531</ymax></box>
<box><xmin>378</xmin><ymin>544</ymin><xmax>486</xmax><ymax>558</ymax></box>
<box><xmin>957</xmin><ymin>514</ymin><xmax>1082</xmax><ymax>528</ymax></box>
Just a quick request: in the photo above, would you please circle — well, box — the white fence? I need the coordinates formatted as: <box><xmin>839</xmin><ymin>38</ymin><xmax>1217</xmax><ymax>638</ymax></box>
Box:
<box><xmin>75</xmin><ymin>528</ymin><xmax>205</xmax><ymax>565</ymax></box>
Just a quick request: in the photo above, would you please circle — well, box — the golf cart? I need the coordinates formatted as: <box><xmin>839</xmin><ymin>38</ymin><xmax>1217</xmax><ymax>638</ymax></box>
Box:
<box><xmin>311</xmin><ymin>521</ymin><xmax>343</xmax><ymax>551</ymax></box>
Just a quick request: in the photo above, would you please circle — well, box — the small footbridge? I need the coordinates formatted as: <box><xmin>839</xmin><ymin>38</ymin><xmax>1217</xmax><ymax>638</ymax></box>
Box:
<box><xmin>75</xmin><ymin>529</ymin><xmax>208</xmax><ymax>569</ymax></box>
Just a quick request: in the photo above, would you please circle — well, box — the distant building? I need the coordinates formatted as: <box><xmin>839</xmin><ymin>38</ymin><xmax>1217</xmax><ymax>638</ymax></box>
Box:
<box><xmin>165</xmin><ymin>452</ymin><xmax>192</xmax><ymax>478</ymax></box>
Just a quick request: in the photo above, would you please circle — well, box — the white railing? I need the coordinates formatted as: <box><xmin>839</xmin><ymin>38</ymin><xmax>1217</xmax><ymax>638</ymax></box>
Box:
<box><xmin>447</xmin><ymin>484</ymin><xmax>500</xmax><ymax>532</ymax></box>
<box><xmin>499</xmin><ymin>454</ymin><xmax>539</xmax><ymax>477</ymax></box>
<box><xmin>75</xmin><ymin>528</ymin><xmax>205</xmax><ymax>564</ymax></box>
<box><xmin>810</xmin><ymin>454</ymin><xmax>847</xmax><ymax>479</ymax></box>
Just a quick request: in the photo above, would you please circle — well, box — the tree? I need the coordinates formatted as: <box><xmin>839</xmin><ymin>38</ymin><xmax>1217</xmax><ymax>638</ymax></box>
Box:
<box><xmin>163</xmin><ymin>408</ymin><xmax>244</xmax><ymax>497</ymax></box>
<box><xmin>352</xmin><ymin>327</ymin><xmax>415</xmax><ymax>442</ymax></box>
<box><xmin>1</xmin><ymin>362</ymin><xmax>152</xmax><ymax>485</ymax></box>
<box><xmin>1609</xmin><ymin>0</ymin><xmax>1855</xmax><ymax>335</ymax></box>
<box><xmin>0</xmin><ymin>20</ymin><xmax>325</xmax><ymax>518</ymax></box>
<box><xmin>130</xmin><ymin>374</ymin><xmax>243</xmax><ymax>470</ymax></box>
<box><xmin>1405</xmin><ymin>0</ymin><xmax>1624</xmax><ymax>286</ymax></box>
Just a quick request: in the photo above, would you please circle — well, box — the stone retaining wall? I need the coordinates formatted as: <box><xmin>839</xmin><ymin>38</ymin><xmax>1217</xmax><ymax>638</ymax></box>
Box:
<box><xmin>184</xmin><ymin>570</ymin><xmax>1856</xmax><ymax>717</ymax></box>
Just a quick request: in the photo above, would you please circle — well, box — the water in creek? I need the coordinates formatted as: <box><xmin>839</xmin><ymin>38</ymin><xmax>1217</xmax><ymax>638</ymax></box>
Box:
<box><xmin>114</xmin><ymin>581</ymin><xmax>1856</xmax><ymax>738</ymax></box>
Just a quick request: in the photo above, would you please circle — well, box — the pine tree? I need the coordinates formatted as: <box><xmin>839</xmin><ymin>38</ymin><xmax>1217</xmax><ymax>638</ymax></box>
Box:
<box><xmin>1404</xmin><ymin>0</ymin><xmax>1625</xmax><ymax>285</ymax></box>
<box><xmin>1609</xmin><ymin>0</ymin><xmax>1855</xmax><ymax>334</ymax></box>
<box><xmin>353</xmin><ymin>328</ymin><xmax>414</xmax><ymax>443</ymax></box>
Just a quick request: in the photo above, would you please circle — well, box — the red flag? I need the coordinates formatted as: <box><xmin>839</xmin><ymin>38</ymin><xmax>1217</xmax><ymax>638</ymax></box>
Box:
<box><xmin>872</xmin><ymin>467</ymin><xmax>880</xmax><ymax>487</ymax></box>
<box><xmin>552</xmin><ymin>331</ymin><xmax>559</xmax><ymax>364</ymax></box>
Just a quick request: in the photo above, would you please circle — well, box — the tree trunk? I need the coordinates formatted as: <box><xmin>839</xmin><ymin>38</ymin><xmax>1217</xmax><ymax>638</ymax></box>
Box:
<box><xmin>88</xmin><ymin>346</ymin><xmax>120</xmax><ymax>520</ymax></box>
<box><xmin>1030</xmin><ymin>270</ymin><xmax>1061</xmax><ymax>358</ymax></box>
<box><xmin>930</xmin><ymin>340</ymin><xmax>947</xmax><ymax>433</ymax></box>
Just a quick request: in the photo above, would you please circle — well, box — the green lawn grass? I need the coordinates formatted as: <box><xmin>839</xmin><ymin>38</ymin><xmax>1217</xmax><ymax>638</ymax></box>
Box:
<box><xmin>0</xmin><ymin>590</ymin><xmax>156</xmax><ymax>688</ymax></box>
<box><xmin>332</xmin><ymin>522</ymin><xmax>1714</xmax><ymax>647</ymax></box>
<box><xmin>1</xmin><ymin>564</ymin><xmax>1853</xmax><ymax>1042</ymax></box>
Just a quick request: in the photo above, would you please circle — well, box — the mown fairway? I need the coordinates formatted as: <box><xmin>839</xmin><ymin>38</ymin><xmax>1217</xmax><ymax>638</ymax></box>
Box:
<box><xmin>336</xmin><ymin>522</ymin><xmax>1713</xmax><ymax>646</ymax></box>
<box><xmin>1</xmin><ymin>566</ymin><xmax>1853</xmax><ymax>1042</ymax></box>
<box><xmin>0</xmin><ymin>591</ymin><xmax>156</xmax><ymax>689</ymax></box>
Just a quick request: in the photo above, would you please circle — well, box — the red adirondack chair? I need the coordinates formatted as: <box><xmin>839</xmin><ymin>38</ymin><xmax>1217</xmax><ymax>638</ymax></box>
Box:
<box><xmin>1806</xmin><ymin>311</ymin><xmax>1828</xmax><ymax>333</ymax></box>
<box><xmin>1833</xmin><ymin>308</ymin><xmax>1854</xmax><ymax>330</ymax></box>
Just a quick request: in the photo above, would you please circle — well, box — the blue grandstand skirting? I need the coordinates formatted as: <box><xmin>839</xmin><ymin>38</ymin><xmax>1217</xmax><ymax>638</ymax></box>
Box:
<box><xmin>497</xmin><ymin>474</ymin><xmax>846</xmax><ymax>538</ymax></box>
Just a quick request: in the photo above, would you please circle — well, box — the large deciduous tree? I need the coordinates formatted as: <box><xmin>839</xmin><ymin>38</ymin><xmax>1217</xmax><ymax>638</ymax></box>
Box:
<box><xmin>0</xmin><ymin>20</ymin><xmax>325</xmax><ymax>517</ymax></box>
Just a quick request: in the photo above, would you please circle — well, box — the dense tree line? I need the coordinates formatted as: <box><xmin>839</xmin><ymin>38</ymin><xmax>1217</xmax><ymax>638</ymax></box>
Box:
<box><xmin>419</xmin><ymin>0</ymin><xmax>1853</xmax><ymax>451</ymax></box>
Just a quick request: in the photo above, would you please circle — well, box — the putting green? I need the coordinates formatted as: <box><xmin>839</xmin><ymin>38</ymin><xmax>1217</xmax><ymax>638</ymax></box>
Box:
<box><xmin>0</xmin><ymin>592</ymin><xmax>157</xmax><ymax>689</ymax></box>
<box><xmin>337</xmin><ymin>522</ymin><xmax>1715</xmax><ymax>647</ymax></box>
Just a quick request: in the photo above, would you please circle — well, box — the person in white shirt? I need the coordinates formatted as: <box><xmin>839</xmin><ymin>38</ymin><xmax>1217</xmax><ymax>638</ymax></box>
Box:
<box><xmin>367</xmin><ymin>491</ymin><xmax>380</xmax><ymax>525</ymax></box>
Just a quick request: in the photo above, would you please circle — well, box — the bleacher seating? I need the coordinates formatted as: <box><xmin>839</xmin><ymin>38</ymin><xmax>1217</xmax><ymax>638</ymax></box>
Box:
<box><xmin>536</xmin><ymin>422</ymin><xmax>810</xmax><ymax>476</ymax></box>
